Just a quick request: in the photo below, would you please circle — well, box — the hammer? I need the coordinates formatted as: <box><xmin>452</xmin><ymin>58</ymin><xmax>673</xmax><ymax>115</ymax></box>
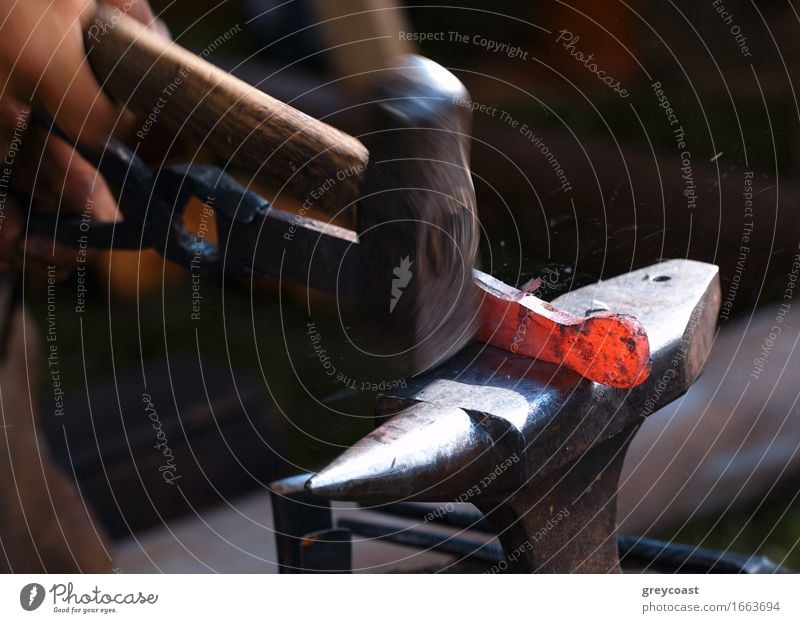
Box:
<box><xmin>74</xmin><ymin>7</ymin><xmax>648</xmax><ymax>381</ymax></box>
<box><xmin>77</xmin><ymin>6</ymin><xmax>478</xmax><ymax>376</ymax></box>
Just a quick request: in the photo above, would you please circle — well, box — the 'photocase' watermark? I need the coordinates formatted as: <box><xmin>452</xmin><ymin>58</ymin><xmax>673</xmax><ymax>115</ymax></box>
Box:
<box><xmin>85</xmin><ymin>0</ymin><xmax>138</xmax><ymax>42</ymax></box>
<box><xmin>485</xmin><ymin>506</ymin><xmax>570</xmax><ymax>573</ymax></box>
<box><xmin>399</xmin><ymin>31</ymin><xmax>528</xmax><ymax>60</ymax></box>
<box><xmin>711</xmin><ymin>0</ymin><xmax>753</xmax><ymax>57</ymax></box>
<box><xmin>188</xmin><ymin>194</ymin><xmax>215</xmax><ymax>321</ymax></box>
<box><xmin>390</xmin><ymin>256</ymin><xmax>413</xmax><ymax>313</ymax></box>
<box><xmin>0</xmin><ymin>107</ymin><xmax>29</xmax><ymax>234</ymax></box>
<box><xmin>719</xmin><ymin>171</ymin><xmax>754</xmax><ymax>322</ymax></box>
<box><xmin>306</xmin><ymin>322</ymin><xmax>407</xmax><ymax>391</ymax></box>
<box><xmin>20</xmin><ymin>583</ymin><xmax>45</xmax><ymax>611</ymax></box>
<box><xmin>136</xmin><ymin>24</ymin><xmax>243</xmax><ymax>141</ymax></box>
<box><xmin>452</xmin><ymin>96</ymin><xmax>573</xmax><ymax>193</ymax></box>
<box><xmin>73</xmin><ymin>198</ymin><xmax>94</xmax><ymax>315</ymax></box>
<box><xmin>46</xmin><ymin>266</ymin><xmax>65</xmax><ymax>418</ymax></box>
<box><xmin>750</xmin><ymin>242</ymin><xmax>800</xmax><ymax>380</ymax></box>
<box><xmin>284</xmin><ymin>162</ymin><xmax>366</xmax><ymax>241</ymax></box>
<box><xmin>650</xmin><ymin>80</ymin><xmax>696</xmax><ymax>211</ymax></box>
<box><xmin>423</xmin><ymin>454</ymin><xmax>522</xmax><ymax>524</ymax></box>
<box><xmin>141</xmin><ymin>393</ymin><xmax>181</xmax><ymax>484</ymax></box>
<box><xmin>555</xmin><ymin>29</ymin><xmax>629</xmax><ymax>98</ymax></box>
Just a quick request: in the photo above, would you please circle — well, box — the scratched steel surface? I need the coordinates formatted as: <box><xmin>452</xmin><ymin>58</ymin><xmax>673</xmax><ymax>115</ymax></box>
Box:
<box><xmin>308</xmin><ymin>260</ymin><xmax>720</xmax><ymax>502</ymax></box>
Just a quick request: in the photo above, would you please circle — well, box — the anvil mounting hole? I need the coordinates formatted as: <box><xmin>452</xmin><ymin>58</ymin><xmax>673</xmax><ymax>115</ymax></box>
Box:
<box><xmin>651</xmin><ymin>275</ymin><xmax>671</xmax><ymax>282</ymax></box>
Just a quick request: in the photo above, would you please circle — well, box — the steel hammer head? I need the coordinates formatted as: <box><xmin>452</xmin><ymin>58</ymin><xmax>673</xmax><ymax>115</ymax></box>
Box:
<box><xmin>75</xmin><ymin>11</ymin><xmax>479</xmax><ymax>377</ymax></box>
<box><xmin>212</xmin><ymin>56</ymin><xmax>479</xmax><ymax>378</ymax></box>
<box><xmin>354</xmin><ymin>55</ymin><xmax>480</xmax><ymax>376</ymax></box>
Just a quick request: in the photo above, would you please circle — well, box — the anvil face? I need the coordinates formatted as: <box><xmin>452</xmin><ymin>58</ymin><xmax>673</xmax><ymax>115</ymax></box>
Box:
<box><xmin>308</xmin><ymin>260</ymin><xmax>720</xmax><ymax>502</ymax></box>
<box><xmin>385</xmin><ymin>258</ymin><xmax>718</xmax><ymax>439</ymax></box>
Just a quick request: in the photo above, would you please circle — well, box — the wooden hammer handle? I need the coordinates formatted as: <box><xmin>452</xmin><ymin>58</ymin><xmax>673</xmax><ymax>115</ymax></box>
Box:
<box><xmin>85</xmin><ymin>5</ymin><xmax>369</xmax><ymax>213</ymax></box>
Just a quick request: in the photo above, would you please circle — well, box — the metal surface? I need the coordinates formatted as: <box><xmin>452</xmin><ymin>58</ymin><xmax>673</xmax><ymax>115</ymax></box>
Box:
<box><xmin>339</xmin><ymin>518</ymin><xmax>502</xmax><ymax>565</ymax></box>
<box><xmin>361</xmin><ymin>502</ymin><xmax>496</xmax><ymax>533</ymax></box>
<box><xmin>267</xmin><ymin>498</ymin><xmax>792</xmax><ymax>573</ymax></box>
<box><xmin>474</xmin><ymin>268</ymin><xmax>651</xmax><ymax>387</ymax></box>
<box><xmin>269</xmin><ymin>473</ymin><xmax>335</xmax><ymax>574</ymax></box>
<box><xmin>341</xmin><ymin>516</ymin><xmax>792</xmax><ymax>573</ymax></box>
<box><xmin>617</xmin><ymin>536</ymin><xmax>793</xmax><ymax>574</ymax></box>
<box><xmin>28</xmin><ymin>138</ymin><xmax>261</xmax><ymax>279</ymax></box>
<box><xmin>306</xmin><ymin>260</ymin><xmax>721</xmax><ymax>572</ymax></box>
<box><xmin>297</xmin><ymin>528</ymin><xmax>352</xmax><ymax>574</ymax></box>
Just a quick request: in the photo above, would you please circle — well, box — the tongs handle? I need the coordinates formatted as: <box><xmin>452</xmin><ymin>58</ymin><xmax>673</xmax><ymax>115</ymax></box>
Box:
<box><xmin>85</xmin><ymin>5</ymin><xmax>369</xmax><ymax>214</ymax></box>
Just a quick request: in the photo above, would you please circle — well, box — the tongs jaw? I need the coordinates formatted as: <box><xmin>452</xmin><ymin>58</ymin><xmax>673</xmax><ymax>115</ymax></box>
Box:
<box><xmin>27</xmin><ymin>134</ymin><xmax>269</xmax><ymax>278</ymax></box>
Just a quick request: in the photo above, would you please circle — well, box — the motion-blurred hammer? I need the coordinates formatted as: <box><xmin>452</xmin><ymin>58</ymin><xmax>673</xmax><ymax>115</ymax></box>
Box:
<box><xmin>73</xmin><ymin>6</ymin><xmax>650</xmax><ymax>381</ymax></box>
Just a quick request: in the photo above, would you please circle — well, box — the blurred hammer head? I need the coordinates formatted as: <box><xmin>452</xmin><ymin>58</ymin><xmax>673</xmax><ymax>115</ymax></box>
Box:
<box><xmin>354</xmin><ymin>55</ymin><xmax>479</xmax><ymax>376</ymax></box>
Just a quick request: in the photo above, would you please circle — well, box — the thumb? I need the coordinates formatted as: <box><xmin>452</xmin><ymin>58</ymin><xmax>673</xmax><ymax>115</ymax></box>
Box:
<box><xmin>36</xmin><ymin>20</ymin><xmax>120</xmax><ymax>147</ymax></box>
<box><xmin>39</xmin><ymin>0</ymin><xmax>164</xmax><ymax>147</ymax></box>
<box><xmin>99</xmin><ymin>0</ymin><xmax>159</xmax><ymax>30</ymax></box>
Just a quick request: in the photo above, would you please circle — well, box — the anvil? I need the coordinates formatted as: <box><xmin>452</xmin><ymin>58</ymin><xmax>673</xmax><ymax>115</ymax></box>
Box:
<box><xmin>302</xmin><ymin>259</ymin><xmax>720</xmax><ymax>572</ymax></box>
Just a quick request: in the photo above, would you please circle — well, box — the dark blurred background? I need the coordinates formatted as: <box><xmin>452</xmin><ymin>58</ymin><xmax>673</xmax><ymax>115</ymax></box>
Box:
<box><xmin>27</xmin><ymin>0</ymin><xmax>800</xmax><ymax>568</ymax></box>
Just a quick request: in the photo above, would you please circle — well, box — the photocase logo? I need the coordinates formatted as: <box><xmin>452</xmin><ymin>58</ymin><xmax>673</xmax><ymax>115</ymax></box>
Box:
<box><xmin>20</xmin><ymin>583</ymin><xmax>45</xmax><ymax>611</ymax></box>
<box><xmin>390</xmin><ymin>256</ymin><xmax>413</xmax><ymax>313</ymax></box>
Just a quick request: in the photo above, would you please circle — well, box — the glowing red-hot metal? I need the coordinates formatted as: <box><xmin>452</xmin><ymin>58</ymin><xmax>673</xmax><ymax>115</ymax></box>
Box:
<box><xmin>474</xmin><ymin>270</ymin><xmax>651</xmax><ymax>388</ymax></box>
